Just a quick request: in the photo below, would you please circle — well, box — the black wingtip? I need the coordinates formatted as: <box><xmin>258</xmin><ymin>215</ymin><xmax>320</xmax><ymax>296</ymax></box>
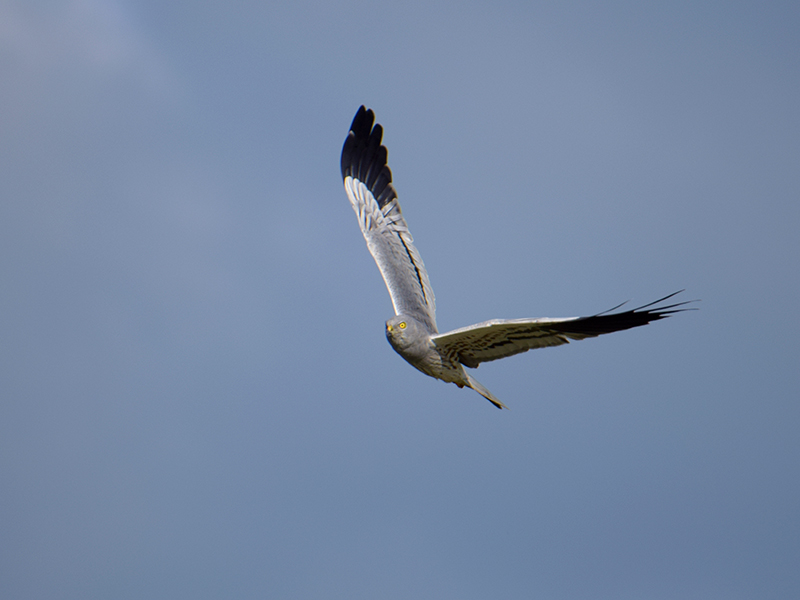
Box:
<box><xmin>340</xmin><ymin>106</ymin><xmax>398</xmax><ymax>209</ymax></box>
<box><xmin>556</xmin><ymin>291</ymin><xmax>698</xmax><ymax>338</ymax></box>
<box><xmin>341</xmin><ymin>106</ymin><xmax>374</xmax><ymax>179</ymax></box>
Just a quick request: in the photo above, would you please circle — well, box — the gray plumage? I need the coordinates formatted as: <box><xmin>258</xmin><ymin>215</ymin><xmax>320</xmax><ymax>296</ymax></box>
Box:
<box><xmin>341</xmin><ymin>106</ymin><xmax>693</xmax><ymax>409</ymax></box>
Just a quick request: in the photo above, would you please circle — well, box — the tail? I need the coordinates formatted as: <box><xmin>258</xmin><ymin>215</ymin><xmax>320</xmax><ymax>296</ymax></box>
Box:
<box><xmin>465</xmin><ymin>373</ymin><xmax>508</xmax><ymax>410</ymax></box>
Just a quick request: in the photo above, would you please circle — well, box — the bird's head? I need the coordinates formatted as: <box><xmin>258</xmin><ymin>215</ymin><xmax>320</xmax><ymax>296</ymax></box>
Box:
<box><xmin>385</xmin><ymin>315</ymin><xmax>428</xmax><ymax>355</ymax></box>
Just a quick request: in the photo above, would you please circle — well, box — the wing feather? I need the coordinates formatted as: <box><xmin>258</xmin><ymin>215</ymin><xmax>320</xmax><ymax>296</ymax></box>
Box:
<box><xmin>341</xmin><ymin>106</ymin><xmax>437</xmax><ymax>333</ymax></box>
<box><xmin>432</xmin><ymin>292</ymin><xmax>695</xmax><ymax>368</ymax></box>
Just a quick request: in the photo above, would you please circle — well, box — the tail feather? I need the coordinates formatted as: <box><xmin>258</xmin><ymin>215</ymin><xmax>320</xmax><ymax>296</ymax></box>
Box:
<box><xmin>465</xmin><ymin>373</ymin><xmax>507</xmax><ymax>410</ymax></box>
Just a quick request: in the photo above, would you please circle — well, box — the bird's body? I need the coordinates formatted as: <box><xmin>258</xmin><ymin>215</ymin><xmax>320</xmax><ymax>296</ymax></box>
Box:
<box><xmin>341</xmin><ymin>106</ymin><xmax>692</xmax><ymax>409</ymax></box>
<box><xmin>384</xmin><ymin>315</ymin><xmax>506</xmax><ymax>408</ymax></box>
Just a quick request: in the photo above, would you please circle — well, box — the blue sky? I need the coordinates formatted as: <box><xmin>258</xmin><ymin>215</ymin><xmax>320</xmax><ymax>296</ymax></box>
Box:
<box><xmin>1</xmin><ymin>1</ymin><xmax>798</xmax><ymax>598</ymax></box>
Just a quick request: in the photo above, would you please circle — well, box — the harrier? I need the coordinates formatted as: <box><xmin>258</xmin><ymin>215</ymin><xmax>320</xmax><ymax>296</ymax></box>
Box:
<box><xmin>341</xmin><ymin>106</ymin><xmax>692</xmax><ymax>409</ymax></box>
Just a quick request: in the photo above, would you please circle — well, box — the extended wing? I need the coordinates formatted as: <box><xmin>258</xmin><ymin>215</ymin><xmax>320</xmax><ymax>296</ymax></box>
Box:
<box><xmin>341</xmin><ymin>106</ymin><xmax>437</xmax><ymax>333</ymax></box>
<box><xmin>432</xmin><ymin>292</ymin><xmax>694</xmax><ymax>368</ymax></box>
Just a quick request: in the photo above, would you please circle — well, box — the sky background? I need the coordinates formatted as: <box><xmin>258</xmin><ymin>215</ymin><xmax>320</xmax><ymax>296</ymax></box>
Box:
<box><xmin>2</xmin><ymin>1</ymin><xmax>799</xmax><ymax>598</ymax></box>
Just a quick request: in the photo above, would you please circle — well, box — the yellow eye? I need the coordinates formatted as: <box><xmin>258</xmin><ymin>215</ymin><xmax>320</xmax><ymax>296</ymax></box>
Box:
<box><xmin>398</xmin><ymin>322</ymin><xmax>407</xmax><ymax>329</ymax></box>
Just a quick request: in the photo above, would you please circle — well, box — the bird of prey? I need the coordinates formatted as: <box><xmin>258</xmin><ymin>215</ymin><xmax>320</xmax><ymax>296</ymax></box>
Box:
<box><xmin>340</xmin><ymin>106</ymin><xmax>692</xmax><ymax>409</ymax></box>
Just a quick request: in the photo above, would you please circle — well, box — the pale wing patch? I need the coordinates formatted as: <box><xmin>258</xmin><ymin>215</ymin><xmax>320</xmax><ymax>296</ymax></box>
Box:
<box><xmin>344</xmin><ymin>176</ymin><xmax>437</xmax><ymax>332</ymax></box>
<box><xmin>432</xmin><ymin>318</ymin><xmax>581</xmax><ymax>367</ymax></box>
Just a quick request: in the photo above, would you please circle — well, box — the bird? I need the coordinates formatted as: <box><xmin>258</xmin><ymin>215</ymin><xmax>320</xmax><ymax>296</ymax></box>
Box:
<box><xmin>340</xmin><ymin>105</ymin><xmax>693</xmax><ymax>409</ymax></box>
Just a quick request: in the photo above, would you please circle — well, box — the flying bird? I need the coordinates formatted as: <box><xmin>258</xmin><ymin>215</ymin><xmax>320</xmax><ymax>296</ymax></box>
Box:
<box><xmin>340</xmin><ymin>106</ymin><xmax>692</xmax><ymax>409</ymax></box>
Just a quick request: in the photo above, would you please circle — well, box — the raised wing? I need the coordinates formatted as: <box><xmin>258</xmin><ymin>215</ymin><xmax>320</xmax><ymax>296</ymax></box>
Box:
<box><xmin>341</xmin><ymin>106</ymin><xmax>437</xmax><ymax>333</ymax></box>
<box><xmin>432</xmin><ymin>292</ymin><xmax>694</xmax><ymax>368</ymax></box>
